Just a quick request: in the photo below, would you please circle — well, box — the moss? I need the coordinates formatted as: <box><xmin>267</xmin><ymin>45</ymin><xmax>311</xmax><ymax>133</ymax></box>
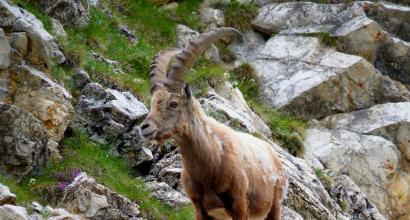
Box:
<box><xmin>215</xmin><ymin>0</ymin><xmax>258</xmax><ymax>31</ymax></box>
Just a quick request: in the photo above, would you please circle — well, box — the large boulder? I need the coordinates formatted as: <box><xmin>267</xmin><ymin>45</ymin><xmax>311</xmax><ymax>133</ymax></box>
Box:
<box><xmin>252</xmin><ymin>2</ymin><xmax>364</xmax><ymax>35</ymax></box>
<box><xmin>72</xmin><ymin>83</ymin><xmax>152</xmax><ymax>169</ymax></box>
<box><xmin>333</xmin><ymin>15</ymin><xmax>410</xmax><ymax>86</ymax></box>
<box><xmin>0</xmin><ymin>205</ymin><xmax>28</xmax><ymax>220</ymax></box>
<box><xmin>0</xmin><ymin>0</ymin><xmax>65</xmax><ymax>65</ymax></box>
<box><xmin>228</xmin><ymin>30</ymin><xmax>265</xmax><ymax>62</ymax></box>
<box><xmin>0</xmin><ymin>64</ymin><xmax>74</xmax><ymax>142</ymax></box>
<box><xmin>36</xmin><ymin>0</ymin><xmax>90</xmax><ymax>27</ymax></box>
<box><xmin>0</xmin><ymin>104</ymin><xmax>51</xmax><ymax>177</ymax></box>
<box><xmin>359</xmin><ymin>1</ymin><xmax>410</xmax><ymax>42</ymax></box>
<box><xmin>250</xmin><ymin>35</ymin><xmax>410</xmax><ymax>119</ymax></box>
<box><xmin>0</xmin><ymin>183</ymin><xmax>16</xmax><ymax>205</ymax></box>
<box><xmin>304</xmin><ymin>126</ymin><xmax>407</xmax><ymax>219</ymax></box>
<box><xmin>321</xmin><ymin>102</ymin><xmax>410</xmax><ymax>161</ymax></box>
<box><xmin>60</xmin><ymin>172</ymin><xmax>142</xmax><ymax>220</ymax></box>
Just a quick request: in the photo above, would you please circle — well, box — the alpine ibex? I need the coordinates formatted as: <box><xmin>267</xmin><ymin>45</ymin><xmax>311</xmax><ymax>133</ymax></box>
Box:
<box><xmin>140</xmin><ymin>27</ymin><xmax>288</xmax><ymax>220</ymax></box>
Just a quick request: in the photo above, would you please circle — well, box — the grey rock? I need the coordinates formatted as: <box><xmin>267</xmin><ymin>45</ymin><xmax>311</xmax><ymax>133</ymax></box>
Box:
<box><xmin>200</xmin><ymin>7</ymin><xmax>225</xmax><ymax>30</ymax></box>
<box><xmin>252</xmin><ymin>2</ymin><xmax>364</xmax><ymax>35</ymax></box>
<box><xmin>73</xmin><ymin>68</ymin><xmax>90</xmax><ymax>89</ymax></box>
<box><xmin>0</xmin><ymin>28</ymin><xmax>11</xmax><ymax>69</ymax></box>
<box><xmin>0</xmin><ymin>64</ymin><xmax>74</xmax><ymax>142</ymax></box>
<box><xmin>0</xmin><ymin>104</ymin><xmax>51</xmax><ymax>177</ymax></box>
<box><xmin>228</xmin><ymin>30</ymin><xmax>265</xmax><ymax>62</ymax></box>
<box><xmin>273</xmin><ymin>142</ymin><xmax>340</xmax><ymax>220</ymax></box>
<box><xmin>333</xmin><ymin>15</ymin><xmax>410</xmax><ymax>86</ymax></box>
<box><xmin>146</xmin><ymin>181</ymin><xmax>190</xmax><ymax>207</ymax></box>
<box><xmin>28</xmin><ymin>213</ymin><xmax>44</xmax><ymax>220</ymax></box>
<box><xmin>250</xmin><ymin>35</ymin><xmax>410</xmax><ymax>119</ymax></box>
<box><xmin>0</xmin><ymin>0</ymin><xmax>65</xmax><ymax>65</ymax></box>
<box><xmin>149</xmin><ymin>153</ymin><xmax>183</xmax><ymax>191</ymax></box>
<box><xmin>0</xmin><ymin>205</ymin><xmax>28</xmax><ymax>220</ymax></box>
<box><xmin>281</xmin><ymin>206</ymin><xmax>303</xmax><ymax>220</ymax></box>
<box><xmin>304</xmin><ymin>126</ymin><xmax>403</xmax><ymax>218</ymax></box>
<box><xmin>330</xmin><ymin>175</ymin><xmax>386</xmax><ymax>220</ymax></box>
<box><xmin>358</xmin><ymin>1</ymin><xmax>410</xmax><ymax>42</ymax></box>
<box><xmin>200</xmin><ymin>88</ymin><xmax>271</xmax><ymax>137</ymax></box>
<box><xmin>46</xmin><ymin>207</ymin><xmax>81</xmax><ymax>220</ymax></box>
<box><xmin>7</xmin><ymin>32</ymin><xmax>28</xmax><ymax>57</ymax></box>
<box><xmin>37</xmin><ymin>0</ymin><xmax>90</xmax><ymax>27</ymax></box>
<box><xmin>60</xmin><ymin>172</ymin><xmax>141</xmax><ymax>220</ymax></box>
<box><xmin>72</xmin><ymin>83</ymin><xmax>151</xmax><ymax>170</ymax></box>
<box><xmin>0</xmin><ymin>183</ymin><xmax>16</xmax><ymax>205</ymax></box>
<box><xmin>321</xmin><ymin>102</ymin><xmax>410</xmax><ymax>161</ymax></box>
<box><xmin>51</xmin><ymin>19</ymin><xmax>67</xmax><ymax>38</ymax></box>
<box><xmin>176</xmin><ymin>24</ymin><xmax>221</xmax><ymax>63</ymax></box>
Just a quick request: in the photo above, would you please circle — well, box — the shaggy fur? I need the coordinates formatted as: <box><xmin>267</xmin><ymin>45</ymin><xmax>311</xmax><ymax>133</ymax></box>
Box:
<box><xmin>141</xmin><ymin>89</ymin><xmax>288</xmax><ymax>220</ymax></box>
<box><xmin>141</xmin><ymin>27</ymin><xmax>287</xmax><ymax>220</ymax></box>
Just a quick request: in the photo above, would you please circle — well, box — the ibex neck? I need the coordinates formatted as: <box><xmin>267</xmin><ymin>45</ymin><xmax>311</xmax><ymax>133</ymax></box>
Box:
<box><xmin>173</xmin><ymin>100</ymin><xmax>223</xmax><ymax>176</ymax></box>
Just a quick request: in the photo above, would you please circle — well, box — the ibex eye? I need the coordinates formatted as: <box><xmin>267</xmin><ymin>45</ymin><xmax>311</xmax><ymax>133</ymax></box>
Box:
<box><xmin>169</xmin><ymin>101</ymin><xmax>178</xmax><ymax>108</ymax></box>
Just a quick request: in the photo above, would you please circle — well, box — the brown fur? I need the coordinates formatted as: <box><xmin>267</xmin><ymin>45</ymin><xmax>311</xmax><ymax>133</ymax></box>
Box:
<box><xmin>141</xmin><ymin>89</ymin><xmax>288</xmax><ymax>220</ymax></box>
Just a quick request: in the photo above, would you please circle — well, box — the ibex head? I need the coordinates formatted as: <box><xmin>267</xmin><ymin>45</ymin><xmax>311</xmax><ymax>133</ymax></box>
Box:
<box><xmin>140</xmin><ymin>28</ymin><xmax>242</xmax><ymax>143</ymax></box>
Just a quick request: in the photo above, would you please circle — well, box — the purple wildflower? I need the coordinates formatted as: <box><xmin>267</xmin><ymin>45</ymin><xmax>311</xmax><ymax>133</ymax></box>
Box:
<box><xmin>70</xmin><ymin>168</ymin><xmax>82</xmax><ymax>181</ymax></box>
<box><xmin>57</xmin><ymin>181</ymin><xmax>69</xmax><ymax>192</ymax></box>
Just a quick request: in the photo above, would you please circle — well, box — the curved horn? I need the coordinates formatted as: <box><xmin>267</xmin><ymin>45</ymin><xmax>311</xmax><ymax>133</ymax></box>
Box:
<box><xmin>148</xmin><ymin>48</ymin><xmax>181</xmax><ymax>94</ymax></box>
<box><xmin>166</xmin><ymin>27</ymin><xmax>242</xmax><ymax>93</ymax></box>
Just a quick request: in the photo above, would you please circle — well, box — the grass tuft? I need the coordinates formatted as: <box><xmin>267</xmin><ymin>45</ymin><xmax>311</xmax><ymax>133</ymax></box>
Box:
<box><xmin>213</xmin><ymin>0</ymin><xmax>258</xmax><ymax>31</ymax></box>
<box><xmin>302</xmin><ymin>32</ymin><xmax>338</xmax><ymax>47</ymax></box>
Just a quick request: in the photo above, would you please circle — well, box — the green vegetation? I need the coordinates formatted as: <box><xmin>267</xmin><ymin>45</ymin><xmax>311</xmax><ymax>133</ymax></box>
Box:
<box><xmin>314</xmin><ymin>169</ymin><xmax>333</xmax><ymax>191</ymax></box>
<box><xmin>301</xmin><ymin>32</ymin><xmax>338</xmax><ymax>47</ymax></box>
<box><xmin>213</xmin><ymin>0</ymin><xmax>258</xmax><ymax>31</ymax></box>
<box><xmin>1</xmin><ymin>131</ymin><xmax>194</xmax><ymax>219</ymax></box>
<box><xmin>186</xmin><ymin>58</ymin><xmax>226</xmax><ymax>95</ymax></box>
<box><xmin>229</xmin><ymin>63</ymin><xmax>307</xmax><ymax>157</ymax></box>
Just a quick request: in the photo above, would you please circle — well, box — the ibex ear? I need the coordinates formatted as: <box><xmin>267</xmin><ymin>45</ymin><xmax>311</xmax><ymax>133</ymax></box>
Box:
<box><xmin>183</xmin><ymin>83</ymin><xmax>192</xmax><ymax>100</ymax></box>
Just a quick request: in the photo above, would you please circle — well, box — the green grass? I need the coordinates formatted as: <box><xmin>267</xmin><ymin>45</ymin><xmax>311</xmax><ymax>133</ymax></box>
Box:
<box><xmin>229</xmin><ymin>63</ymin><xmax>307</xmax><ymax>156</ymax></box>
<box><xmin>173</xmin><ymin>0</ymin><xmax>203</xmax><ymax>30</ymax></box>
<box><xmin>213</xmin><ymin>0</ymin><xmax>258</xmax><ymax>31</ymax></box>
<box><xmin>186</xmin><ymin>58</ymin><xmax>226</xmax><ymax>95</ymax></box>
<box><xmin>302</xmin><ymin>32</ymin><xmax>338</xmax><ymax>47</ymax></box>
<box><xmin>1</xmin><ymin>131</ymin><xmax>194</xmax><ymax>220</ymax></box>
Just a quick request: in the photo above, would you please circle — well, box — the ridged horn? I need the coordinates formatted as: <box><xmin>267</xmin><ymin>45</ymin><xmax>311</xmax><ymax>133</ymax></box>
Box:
<box><xmin>165</xmin><ymin>27</ymin><xmax>242</xmax><ymax>93</ymax></box>
<box><xmin>148</xmin><ymin>48</ymin><xmax>181</xmax><ymax>94</ymax></box>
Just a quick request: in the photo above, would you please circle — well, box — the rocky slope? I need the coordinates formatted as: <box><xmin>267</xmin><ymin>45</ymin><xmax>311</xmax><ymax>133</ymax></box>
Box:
<box><xmin>1</xmin><ymin>0</ymin><xmax>410</xmax><ymax>220</ymax></box>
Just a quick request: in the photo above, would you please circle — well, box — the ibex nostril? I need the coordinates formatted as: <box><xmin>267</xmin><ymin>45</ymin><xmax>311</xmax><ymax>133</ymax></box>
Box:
<box><xmin>140</xmin><ymin>123</ymin><xmax>150</xmax><ymax>130</ymax></box>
